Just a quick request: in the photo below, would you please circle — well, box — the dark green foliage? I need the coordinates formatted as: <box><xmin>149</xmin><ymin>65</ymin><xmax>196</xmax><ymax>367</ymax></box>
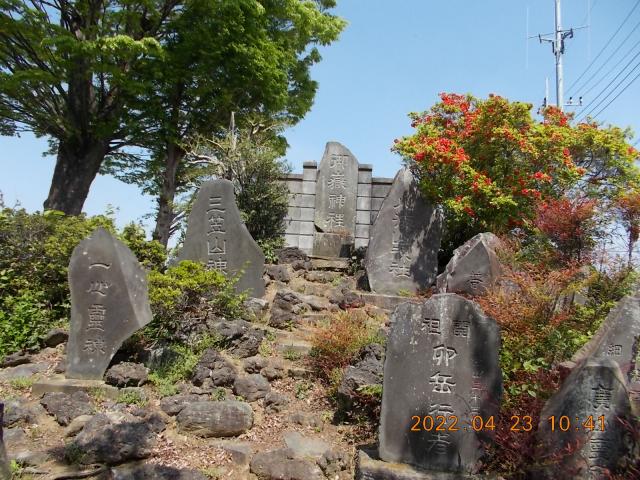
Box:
<box><xmin>145</xmin><ymin>261</ymin><xmax>246</xmax><ymax>343</ymax></box>
<box><xmin>0</xmin><ymin>207</ymin><xmax>165</xmax><ymax>356</ymax></box>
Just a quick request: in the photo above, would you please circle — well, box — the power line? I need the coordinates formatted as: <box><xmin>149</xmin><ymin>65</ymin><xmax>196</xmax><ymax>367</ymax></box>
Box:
<box><xmin>566</xmin><ymin>0</ymin><xmax>640</xmax><ymax>95</ymax></box>
<box><xmin>572</xmin><ymin>18</ymin><xmax>640</xmax><ymax>96</ymax></box>
<box><xmin>581</xmin><ymin>65</ymin><xmax>640</xmax><ymax>121</ymax></box>
<box><xmin>581</xmin><ymin>37</ymin><xmax>640</xmax><ymax>98</ymax></box>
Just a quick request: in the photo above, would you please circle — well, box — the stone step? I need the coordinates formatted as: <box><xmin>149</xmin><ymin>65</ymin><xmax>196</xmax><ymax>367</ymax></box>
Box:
<box><xmin>299</xmin><ymin>312</ymin><xmax>330</xmax><ymax>325</ymax></box>
<box><xmin>358</xmin><ymin>292</ymin><xmax>419</xmax><ymax>311</ymax></box>
<box><xmin>276</xmin><ymin>338</ymin><xmax>313</xmax><ymax>357</ymax></box>
<box><xmin>309</xmin><ymin>257</ymin><xmax>349</xmax><ymax>271</ymax></box>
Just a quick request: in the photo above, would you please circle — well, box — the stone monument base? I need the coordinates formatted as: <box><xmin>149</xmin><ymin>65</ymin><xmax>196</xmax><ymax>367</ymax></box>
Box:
<box><xmin>356</xmin><ymin>448</ymin><xmax>495</xmax><ymax>480</ymax></box>
<box><xmin>312</xmin><ymin>232</ymin><xmax>352</xmax><ymax>257</ymax></box>
<box><xmin>32</xmin><ymin>375</ymin><xmax>119</xmax><ymax>400</ymax></box>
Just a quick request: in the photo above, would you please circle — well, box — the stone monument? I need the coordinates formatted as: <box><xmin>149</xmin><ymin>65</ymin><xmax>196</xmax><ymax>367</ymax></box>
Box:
<box><xmin>66</xmin><ymin>228</ymin><xmax>153</xmax><ymax>380</ymax></box>
<box><xmin>377</xmin><ymin>294</ymin><xmax>502</xmax><ymax>474</ymax></box>
<box><xmin>533</xmin><ymin>358</ymin><xmax>636</xmax><ymax>479</ymax></box>
<box><xmin>178</xmin><ymin>179</ymin><xmax>265</xmax><ymax>297</ymax></box>
<box><xmin>437</xmin><ymin>232</ymin><xmax>502</xmax><ymax>296</ymax></box>
<box><xmin>313</xmin><ymin>142</ymin><xmax>359</xmax><ymax>256</ymax></box>
<box><xmin>365</xmin><ymin>168</ymin><xmax>442</xmax><ymax>295</ymax></box>
<box><xmin>0</xmin><ymin>404</ymin><xmax>9</xmax><ymax>480</ymax></box>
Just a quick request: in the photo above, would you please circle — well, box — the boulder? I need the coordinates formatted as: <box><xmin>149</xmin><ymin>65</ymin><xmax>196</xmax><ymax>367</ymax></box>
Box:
<box><xmin>159</xmin><ymin>394</ymin><xmax>203</xmax><ymax>417</ymax></box>
<box><xmin>283</xmin><ymin>431</ymin><xmax>330</xmax><ymax>460</ymax></box>
<box><xmin>176</xmin><ymin>401</ymin><xmax>253</xmax><ymax>437</ymax></box>
<box><xmin>0</xmin><ymin>352</ymin><xmax>30</xmax><ymax>368</ymax></box>
<box><xmin>250</xmin><ymin>448</ymin><xmax>325</xmax><ymax>480</ymax></box>
<box><xmin>0</xmin><ymin>404</ymin><xmax>10</xmax><ymax>480</ymax></box>
<box><xmin>43</xmin><ymin>328</ymin><xmax>68</xmax><ymax>348</ymax></box>
<box><xmin>40</xmin><ymin>391</ymin><xmax>94</xmax><ymax>426</ymax></box>
<box><xmin>264</xmin><ymin>392</ymin><xmax>290</xmax><ymax>414</ymax></box>
<box><xmin>337</xmin><ymin>343</ymin><xmax>384</xmax><ymax>410</ymax></box>
<box><xmin>277</xmin><ymin>247</ymin><xmax>312</xmax><ymax>271</ymax></box>
<box><xmin>70</xmin><ymin>413</ymin><xmax>156</xmax><ymax>465</ymax></box>
<box><xmin>2</xmin><ymin>399</ymin><xmax>44</xmax><ymax>428</ymax></box>
<box><xmin>233</xmin><ymin>374</ymin><xmax>271</xmax><ymax>402</ymax></box>
<box><xmin>210</xmin><ymin>320</ymin><xmax>265</xmax><ymax>358</ymax></box>
<box><xmin>265</xmin><ymin>265</ymin><xmax>291</xmax><ymax>283</ymax></box>
<box><xmin>109</xmin><ymin>463</ymin><xmax>209</xmax><ymax>479</ymax></box>
<box><xmin>191</xmin><ymin>349</ymin><xmax>237</xmax><ymax>387</ymax></box>
<box><xmin>105</xmin><ymin>362</ymin><xmax>149</xmax><ymax>387</ymax></box>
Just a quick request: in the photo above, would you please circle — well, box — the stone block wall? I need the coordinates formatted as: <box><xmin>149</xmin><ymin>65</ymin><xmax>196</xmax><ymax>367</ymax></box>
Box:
<box><xmin>281</xmin><ymin>161</ymin><xmax>393</xmax><ymax>254</ymax></box>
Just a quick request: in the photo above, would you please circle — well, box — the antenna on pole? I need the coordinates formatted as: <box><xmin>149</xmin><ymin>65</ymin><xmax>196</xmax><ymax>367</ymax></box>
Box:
<box><xmin>532</xmin><ymin>0</ymin><xmax>587</xmax><ymax>111</ymax></box>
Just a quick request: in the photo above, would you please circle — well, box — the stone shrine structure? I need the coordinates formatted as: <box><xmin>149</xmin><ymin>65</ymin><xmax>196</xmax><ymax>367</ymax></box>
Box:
<box><xmin>178</xmin><ymin>179</ymin><xmax>265</xmax><ymax>297</ymax></box>
<box><xmin>67</xmin><ymin>228</ymin><xmax>153</xmax><ymax>380</ymax></box>
<box><xmin>377</xmin><ymin>294</ymin><xmax>502</xmax><ymax>474</ymax></box>
<box><xmin>365</xmin><ymin>168</ymin><xmax>442</xmax><ymax>295</ymax></box>
<box><xmin>280</xmin><ymin>142</ymin><xmax>394</xmax><ymax>255</ymax></box>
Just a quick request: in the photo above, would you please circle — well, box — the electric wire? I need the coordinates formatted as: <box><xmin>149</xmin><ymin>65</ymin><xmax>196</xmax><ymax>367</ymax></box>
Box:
<box><xmin>566</xmin><ymin>0</ymin><xmax>640</xmax><ymax>95</ymax></box>
<box><xmin>578</xmin><ymin>65</ymin><xmax>640</xmax><ymax>121</ymax></box>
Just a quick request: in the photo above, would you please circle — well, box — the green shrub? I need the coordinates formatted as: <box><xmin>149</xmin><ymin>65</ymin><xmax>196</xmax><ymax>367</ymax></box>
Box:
<box><xmin>257</xmin><ymin>237</ymin><xmax>285</xmax><ymax>265</ymax></box>
<box><xmin>145</xmin><ymin>261</ymin><xmax>246</xmax><ymax>342</ymax></box>
<box><xmin>120</xmin><ymin>223</ymin><xmax>167</xmax><ymax>271</ymax></box>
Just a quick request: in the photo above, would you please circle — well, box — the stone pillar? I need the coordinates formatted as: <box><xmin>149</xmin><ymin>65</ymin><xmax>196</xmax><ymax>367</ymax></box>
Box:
<box><xmin>281</xmin><ymin>162</ymin><xmax>317</xmax><ymax>254</ymax></box>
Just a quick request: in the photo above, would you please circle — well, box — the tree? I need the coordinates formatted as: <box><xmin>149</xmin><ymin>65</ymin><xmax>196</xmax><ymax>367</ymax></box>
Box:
<box><xmin>0</xmin><ymin>0</ymin><xmax>345</xmax><ymax>222</ymax></box>
<box><xmin>0</xmin><ymin>0</ymin><xmax>177</xmax><ymax>213</ymax></box>
<box><xmin>393</xmin><ymin>93</ymin><xmax>640</xmax><ymax>260</ymax></box>
<box><xmin>615</xmin><ymin>190</ymin><xmax>640</xmax><ymax>267</ymax></box>
<box><xmin>104</xmin><ymin>0</ymin><xmax>345</xmax><ymax>247</ymax></box>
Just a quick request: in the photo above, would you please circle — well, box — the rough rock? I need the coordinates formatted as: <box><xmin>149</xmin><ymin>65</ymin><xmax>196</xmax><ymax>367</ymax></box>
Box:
<box><xmin>40</xmin><ymin>391</ymin><xmax>94</xmax><ymax>426</ymax></box>
<box><xmin>2</xmin><ymin>399</ymin><xmax>44</xmax><ymax>428</ymax></box>
<box><xmin>105</xmin><ymin>362</ymin><xmax>149</xmax><ymax>387</ymax></box>
<box><xmin>0</xmin><ymin>352</ymin><xmax>31</xmax><ymax>368</ymax></box>
<box><xmin>277</xmin><ymin>247</ymin><xmax>312</xmax><ymax>271</ymax></box>
<box><xmin>191</xmin><ymin>349</ymin><xmax>237</xmax><ymax>387</ymax></box>
<box><xmin>159</xmin><ymin>394</ymin><xmax>203</xmax><ymax>417</ymax></box>
<box><xmin>243</xmin><ymin>356</ymin><xmax>269</xmax><ymax>374</ymax></box>
<box><xmin>0</xmin><ymin>363</ymin><xmax>46</xmax><ymax>381</ymax></box>
<box><xmin>64</xmin><ymin>414</ymin><xmax>94</xmax><ymax>437</ymax></box>
<box><xmin>436</xmin><ymin>232</ymin><xmax>502</xmax><ymax>296</ymax></box>
<box><xmin>109</xmin><ymin>463</ymin><xmax>209</xmax><ymax>480</ymax></box>
<box><xmin>43</xmin><ymin>328</ymin><xmax>68</xmax><ymax>347</ymax></box>
<box><xmin>210</xmin><ymin>320</ymin><xmax>265</xmax><ymax>358</ymax></box>
<box><xmin>264</xmin><ymin>392</ymin><xmax>290</xmax><ymax>413</ymax></box>
<box><xmin>233</xmin><ymin>374</ymin><xmax>271</xmax><ymax>402</ymax></box>
<box><xmin>318</xmin><ymin>449</ymin><xmax>350</xmax><ymax>477</ymax></box>
<box><xmin>71</xmin><ymin>413</ymin><xmax>156</xmax><ymax>465</ymax></box>
<box><xmin>265</xmin><ymin>265</ymin><xmax>291</xmax><ymax>283</ymax></box>
<box><xmin>337</xmin><ymin>343</ymin><xmax>384</xmax><ymax>410</ymax></box>
<box><xmin>304</xmin><ymin>270</ymin><xmax>341</xmax><ymax>284</ymax></box>
<box><xmin>288</xmin><ymin>412</ymin><xmax>324</xmax><ymax>429</ymax></box>
<box><xmin>283</xmin><ymin>431</ymin><xmax>330</xmax><ymax>459</ymax></box>
<box><xmin>176</xmin><ymin>401</ymin><xmax>253</xmax><ymax>438</ymax></box>
<box><xmin>250</xmin><ymin>448</ymin><xmax>325</xmax><ymax>480</ymax></box>
<box><xmin>0</xmin><ymin>404</ymin><xmax>10</xmax><ymax>480</ymax></box>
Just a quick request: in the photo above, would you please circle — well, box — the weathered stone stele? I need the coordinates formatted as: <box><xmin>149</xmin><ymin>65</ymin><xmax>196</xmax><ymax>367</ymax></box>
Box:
<box><xmin>379</xmin><ymin>294</ymin><xmax>502</xmax><ymax>473</ymax></box>
<box><xmin>571</xmin><ymin>289</ymin><xmax>640</xmax><ymax>413</ymax></box>
<box><xmin>178</xmin><ymin>179</ymin><xmax>265</xmax><ymax>297</ymax></box>
<box><xmin>436</xmin><ymin>232</ymin><xmax>502</xmax><ymax>296</ymax></box>
<box><xmin>67</xmin><ymin>228</ymin><xmax>153</xmax><ymax>380</ymax></box>
<box><xmin>533</xmin><ymin>358</ymin><xmax>635</xmax><ymax>479</ymax></box>
<box><xmin>313</xmin><ymin>142</ymin><xmax>359</xmax><ymax>255</ymax></box>
<box><xmin>0</xmin><ymin>404</ymin><xmax>10</xmax><ymax>480</ymax></box>
<box><xmin>365</xmin><ymin>168</ymin><xmax>442</xmax><ymax>295</ymax></box>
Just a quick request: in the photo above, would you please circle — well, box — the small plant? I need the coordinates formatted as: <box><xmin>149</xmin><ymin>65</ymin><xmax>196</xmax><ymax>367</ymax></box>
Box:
<box><xmin>88</xmin><ymin>386</ymin><xmax>106</xmax><ymax>403</ymax></box>
<box><xmin>9</xmin><ymin>376</ymin><xmax>36</xmax><ymax>391</ymax></box>
<box><xmin>211</xmin><ymin>387</ymin><xmax>227</xmax><ymax>401</ymax></box>
<box><xmin>283</xmin><ymin>348</ymin><xmax>302</xmax><ymax>361</ymax></box>
<box><xmin>200</xmin><ymin>466</ymin><xmax>223</xmax><ymax>479</ymax></box>
<box><xmin>258</xmin><ymin>339</ymin><xmax>275</xmax><ymax>357</ymax></box>
<box><xmin>357</xmin><ymin>384</ymin><xmax>383</xmax><ymax>399</ymax></box>
<box><xmin>63</xmin><ymin>442</ymin><xmax>86</xmax><ymax>465</ymax></box>
<box><xmin>116</xmin><ymin>390</ymin><xmax>147</xmax><ymax>406</ymax></box>
<box><xmin>397</xmin><ymin>289</ymin><xmax>413</xmax><ymax>297</ymax></box>
<box><xmin>295</xmin><ymin>380</ymin><xmax>313</xmax><ymax>399</ymax></box>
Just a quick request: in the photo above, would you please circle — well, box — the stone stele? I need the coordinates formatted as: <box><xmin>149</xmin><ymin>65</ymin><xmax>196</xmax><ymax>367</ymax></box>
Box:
<box><xmin>379</xmin><ymin>294</ymin><xmax>502</xmax><ymax>474</ymax></box>
<box><xmin>314</xmin><ymin>142</ymin><xmax>359</xmax><ymax>240</ymax></box>
<box><xmin>66</xmin><ymin>228</ymin><xmax>153</xmax><ymax>380</ymax></box>
<box><xmin>178</xmin><ymin>179</ymin><xmax>265</xmax><ymax>297</ymax></box>
<box><xmin>365</xmin><ymin>168</ymin><xmax>442</xmax><ymax>295</ymax></box>
<box><xmin>436</xmin><ymin>232</ymin><xmax>502</xmax><ymax>296</ymax></box>
<box><xmin>571</xmin><ymin>288</ymin><xmax>640</xmax><ymax>414</ymax></box>
<box><xmin>533</xmin><ymin>358</ymin><xmax>636</xmax><ymax>479</ymax></box>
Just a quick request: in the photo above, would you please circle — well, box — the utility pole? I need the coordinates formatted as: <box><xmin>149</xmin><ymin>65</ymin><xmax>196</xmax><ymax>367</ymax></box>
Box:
<box><xmin>535</xmin><ymin>0</ymin><xmax>585</xmax><ymax>111</ymax></box>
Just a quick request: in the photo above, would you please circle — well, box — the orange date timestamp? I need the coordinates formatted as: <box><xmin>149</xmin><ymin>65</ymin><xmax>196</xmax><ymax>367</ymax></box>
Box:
<box><xmin>410</xmin><ymin>415</ymin><xmax>606</xmax><ymax>432</ymax></box>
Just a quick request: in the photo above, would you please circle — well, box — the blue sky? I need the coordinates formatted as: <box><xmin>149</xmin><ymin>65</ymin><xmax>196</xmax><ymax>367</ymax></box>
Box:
<box><xmin>2</xmin><ymin>0</ymin><xmax>639</xmax><ymax>232</ymax></box>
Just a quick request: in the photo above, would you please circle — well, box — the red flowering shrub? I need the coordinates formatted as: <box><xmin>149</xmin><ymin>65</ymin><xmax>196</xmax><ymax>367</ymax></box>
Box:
<box><xmin>393</xmin><ymin>93</ymin><xmax>640</xmax><ymax>259</ymax></box>
<box><xmin>534</xmin><ymin>196</ymin><xmax>598</xmax><ymax>263</ymax></box>
<box><xmin>615</xmin><ymin>190</ymin><xmax>640</xmax><ymax>266</ymax></box>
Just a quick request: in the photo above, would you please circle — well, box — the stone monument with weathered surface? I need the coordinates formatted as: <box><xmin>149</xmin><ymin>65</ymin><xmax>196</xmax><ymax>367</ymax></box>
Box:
<box><xmin>178</xmin><ymin>179</ymin><xmax>265</xmax><ymax>297</ymax></box>
<box><xmin>437</xmin><ymin>232</ymin><xmax>502</xmax><ymax>296</ymax></box>
<box><xmin>66</xmin><ymin>228</ymin><xmax>153</xmax><ymax>380</ymax></box>
<box><xmin>313</xmin><ymin>142</ymin><xmax>359</xmax><ymax>256</ymax></box>
<box><xmin>571</xmin><ymin>289</ymin><xmax>640</xmax><ymax>413</ymax></box>
<box><xmin>365</xmin><ymin>168</ymin><xmax>442</xmax><ymax>295</ymax></box>
<box><xmin>0</xmin><ymin>404</ymin><xmax>9</xmax><ymax>480</ymax></box>
<box><xmin>378</xmin><ymin>294</ymin><xmax>502</xmax><ymax>474</ymax></box>
<box><xmin>533</xmin><ymin>358</ymin><xmax>636</xmax><ymax>479</ymax></box>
